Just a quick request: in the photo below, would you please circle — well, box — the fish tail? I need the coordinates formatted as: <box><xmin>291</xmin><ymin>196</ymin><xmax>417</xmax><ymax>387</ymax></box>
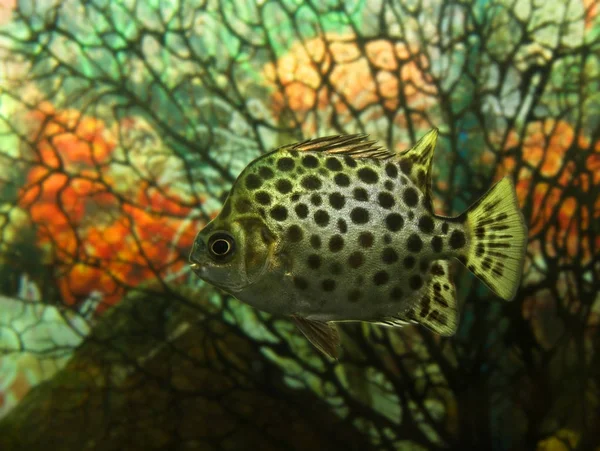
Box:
<box><xmin>457</xmin><ymin>177</ymin><xmax>528</xmax><ymax>301</ymax></box>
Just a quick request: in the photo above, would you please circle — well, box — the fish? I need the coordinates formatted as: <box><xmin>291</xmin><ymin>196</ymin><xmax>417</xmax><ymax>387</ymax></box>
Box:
<box><xmin>189</xmin><ymin>129</ymin><xmax>528</xmax><ymax>359</ymax></box>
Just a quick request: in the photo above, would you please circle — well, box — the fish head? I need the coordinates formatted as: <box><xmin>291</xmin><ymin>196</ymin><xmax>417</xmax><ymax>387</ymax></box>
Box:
<box><xmin>189</xmin><ymin>198</ymin><xmax>277</xmax><ymax>294</ymax></box>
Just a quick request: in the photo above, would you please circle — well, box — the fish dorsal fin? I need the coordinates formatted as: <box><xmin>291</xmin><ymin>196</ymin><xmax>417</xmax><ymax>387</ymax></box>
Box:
<box><xmin>374</xmin><ymin>260</ymin><xmax>458</xmax><ymax>336</ymax></box>
<box><xmin>394</xmin><ymin>128</ymin><xmax>438</xmax><ymax>208</ymax></box>
<box><xmin>291</xmin><ymin>315</ymin><xmax>340</xmax><ymax>359</ymax></box>
<box><xmin>292</xmin><ymin>134</ymin><xmax>393</xmax><ymax>160</ymax></box>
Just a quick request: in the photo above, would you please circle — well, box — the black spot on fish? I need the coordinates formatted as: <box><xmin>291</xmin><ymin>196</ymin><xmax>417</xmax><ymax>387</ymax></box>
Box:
<box><xmin>337</xmin><ymin>218</ymin><xmax>348</xmax><ymax>233</ymax></box>
<box><xmin>348</xmin><ymin>289</ymin><xmax>362</xmax><ymax>302</ymax></box>
<box><xmin>302</xmin><ymin>175</ymin><xmax>322</xmax><ymax>190</ymax></box>
<box><xmin>409</xmin><ymin>275</ymin><xmax>423</xmax><ymax>290</ymax></box>
<box><xmin>314</xmin><ymin>210</ymin><xmax>330</xmax><ymax>227</ymax></box>
<box><xmin>236</xmin><ymin>198</ymin><xmax>252</xmax><ymax>213</ymax></box>
<box><xmin>386</xmin><ymin>213</ymin><xmax>404</xmax><ymax>232</ymax></box>
<box><xmin>270</xmin><ymin>205</ymin><xmax>288</xmax><ymax>221</ymax></box>
<box><xmin>277</xmin><ymin>157</ymin><xmax>294</xmax><ymax>171</ymax></box>
<box><xmin>400</xmin><ymin>159</ymin><xmax>412</xmax><ymax>175</ymax></box>
<box><xmin>418</xmin><ymin>216</ymin><xmax>434</xmax><ymax>234</ymax></box>
<box><xmin>326</xmin><ymin>157</ymin><xmax>343</xmax><ymax>171</ymax></box>
<box><xmin>287</xmin><ymin>224</ymin><xmax>303</xmax><ymax>242</ymax></box>
<box><xmin>351</xmin><ymin>207</ymin><xmax>369</xmax><ymax>224</ymax></box>
<box><xmin>430</xmin><ymin>263</ymin><xmax>445</xmax><ymax>276</ymax></box>
<box><xmin>291</xmin><ymin>193</ymin><xmax>300</xmax><ymax>202</ymax></box>
<box><xmin>245</xmin><ymin>173</ymin><xmax>262</xmax><ymax>190</ymax></box>
<box><xmin>302</xmin><ymin>155</ymin><xmax>319</xmax><ymax>168</ymax></box>
<box><xmin>330</xmin><ymin>262</ymin><xmax>343</xmax><ymax>275</ymax></box>
<box><xmin>307</xmin><ymin>254</ymin><xmax>321</xmax><ymax>270</ymax></box>
<box><xmin>476</xmin><ymin>243</ymin><xmax>485</xmax><ymax>257</ymax></box>
<box><xmin>293</xmin><ymin>276</ymin><xmax>309</xmax><ymax>290</ymax></box>
<box><xmin>322</xmin><ymin>279</ymin><xmax>336</xmax><ymax>292</ymax></box>
<box><xmin>358</xmin><ymin>231</ymin><xmax>374</xmax><ymax>248</ymax></box>
<box><xmin>407</xmin><ymin>234</ymin><xmax>423</xmax><ymax>253</ymax></box>
<box><xmin>450</xmin><ymin>230</ymin><xmax>466</xmax><ymax>249</ymax></box>
<box><xmin>329</xmin><ymin>192</ymin><xmax>345</xmax><ymax>210</ymax></box>
<box><xmin>382</xmin><ymin>248</ymin><xmax>398</xmax><ymax>264</ymax></box>
<box><xmin>255</xmin><ymin>191</ymin><xmax>271</xmax><ymax>205</ymax></box>
<box><xmin>385</xmin><ymin>163</ymin><xmax>398</xmax><ymax>178</ymax></box>
<box><xmin>482</xmin><ymin>257</ymin><xmax>493</xmax><ymax>270</ymax></box>
<box><xmin>442</xmin><ymin>223</ymin><xmax>449</xmax><ymax>234</ymax></box>
<box><xmin>334</xmin><ymin>173</ymin><xmax>350</xmax><ymax>187</ymax></box>
<box><xmin>404</xmin><ymin>256</ymin><xmax>415</xmax><ymax>269</ymax></box>
<box><xmin>384</xmin><ymin>234</ymin><xmax>392</xmax><ymax>244</ymax></box>
<box><xmin>259</xmin><ymin>166</ymin><xmax>274</xmax><ymax>180</ymax></box>
<box><xmin>373</xmin><ymin>271</ymin><xmax>389</xmax><ymax>286</ymax></box>
<box><xmin>329</xmin><ymin>235</ymin><xmax>344</xmax><ymax>252</ymax></box>
<box><xmin>276</xmin><ymin>179</ymin><xmax>293</xmax><ymax>194</ymax></box>
<box><xmin>310</xmin><ymin>193</ymin><xmax>322</xmax><ymax>206</ymax></box>
<box><xmin>384</xmin><ymin>180</ymin><xmax>394</xmax><ymax>191</ymax></box>
<box><xmin>310</xmin><ymin>235</ymin><xmax>321</xmax><ymax>249</ymax></box>
<box><xmin>353</xmin><ymin>187</ymin><xmax>368</xmax><ymax>201</ymax></box>
<box><xmin>403</xmin><ymin>188</ymin><xmax>418</xmax><ymax>207</ymax></box>
<box><xmin>344</xmin><ymin>155</ymin><xmax>357</xmax><ymax>168</ymax></box>
<box><xmin>348</xmin><ymin>251</ymin><xmax>364</xmax><ymax>268</ymax></box>
<box><xmin>378</xmin><ymin>192</ymin><xmax>395</xmax><ymax>209</ymax></box>
<box><xmin>390</xmin><ymin>286</ymin><xmax>403</xmax><ymax>301</ymax></box>
<box><xmin>357</xmin><ymin>167</ymin><xmax>378</xmax><ymax>184</ymax></box>
<box><xmin>432</xmin><ymin>236</ymin><xmax>443</xmax><ymax>253</ymax></box>
<box><xmin>295</xmin><ymin>203</ymin><xmax>308</xmax><ymax>219</ymax></box>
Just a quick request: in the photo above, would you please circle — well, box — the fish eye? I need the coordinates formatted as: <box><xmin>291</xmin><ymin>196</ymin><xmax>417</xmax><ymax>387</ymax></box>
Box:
<box><xmin>208</xmin><ymin>232</ymin><xmax>235</xmax><ymax>261</ymax></box>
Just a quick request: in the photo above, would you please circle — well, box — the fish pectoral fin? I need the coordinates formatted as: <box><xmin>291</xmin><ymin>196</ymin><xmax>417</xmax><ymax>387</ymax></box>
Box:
<box><xmin>373</xmin><ymin>260</ymin><xmax>459</xmax><ymax>336</ymax></box>
<box><xmin>291</xmin><ymin>315</ymin><xmax>340</xmax><ymax>359</ymax></box>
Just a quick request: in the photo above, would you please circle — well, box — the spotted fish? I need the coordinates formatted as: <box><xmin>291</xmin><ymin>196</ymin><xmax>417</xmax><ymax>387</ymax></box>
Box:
<box><xmin>189</xmin><ymin>129</ymin><xmax>527</xmax><ymax>358</ymax></box>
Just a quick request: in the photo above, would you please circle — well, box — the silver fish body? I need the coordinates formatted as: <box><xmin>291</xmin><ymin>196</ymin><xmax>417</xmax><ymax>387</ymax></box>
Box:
<box><xmin>189</xmin><ymin>130</ymin><xmax>528</xmax><ymax>358</ymax></box>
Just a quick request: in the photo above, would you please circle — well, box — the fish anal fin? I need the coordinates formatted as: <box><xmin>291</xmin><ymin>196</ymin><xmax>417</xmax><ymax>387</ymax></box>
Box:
<box><xmin>374</xmin><ymin>260</ymin><xmax>458</xmax><ymax>336</ymax></box>
<box><xmin>292</xmin><ymin>134</ymin><xmax>393</xmax><ymax>160</ymax></box>
<box><xmin>291</xmin><ymin>315</ymin><xmax>340</xmax><ymax>359</ymax></box>
<box><xmin>394</xmin><ymin>128</ymin><xmax>438</xmax><ymax>206</ymax></box>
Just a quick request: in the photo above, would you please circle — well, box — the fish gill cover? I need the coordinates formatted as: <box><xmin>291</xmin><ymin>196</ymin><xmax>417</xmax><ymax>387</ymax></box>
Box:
<box><xmin>0</xmin><ymin>0</ymin><xmax>597</xmax><ymax>450</ymax></box>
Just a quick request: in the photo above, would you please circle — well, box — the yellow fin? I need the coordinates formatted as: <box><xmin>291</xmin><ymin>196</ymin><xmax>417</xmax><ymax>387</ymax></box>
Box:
<box><xmin>374</xmin><ymin>260</ymin><xmax>458</xmax><ymax>336</ymax></box>
<box><xmin>394</xmin><ymin>128</ymin><xmax>438</xmax><ymax>204</ymax></box>
<box><xmin>291</xmin><ymin>315</ymin><xmax>340</xmax><ymax>359</ymax></box>
<box><xmin>460</xmin><ymin>177</ymin><xmax>528</xmax><ymax>300</ymax></box>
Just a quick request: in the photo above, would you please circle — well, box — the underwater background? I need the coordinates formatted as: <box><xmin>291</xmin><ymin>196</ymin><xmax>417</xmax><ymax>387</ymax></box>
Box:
<box><xmin>0</xmin><ymin>0</ymin><xmax>598</xmax><ymax>450</ymax></box>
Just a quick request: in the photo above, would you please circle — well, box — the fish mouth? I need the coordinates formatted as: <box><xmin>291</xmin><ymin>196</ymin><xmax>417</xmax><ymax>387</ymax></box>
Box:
<box><xmin>188</xmin><ymin>261</ymin><xmax>250</xmax><ymax>294</ymax></box>
<box><xmin>189</xmin><ymin>262</ymin><xmax>204</xmax><ymax>278</ymax></box>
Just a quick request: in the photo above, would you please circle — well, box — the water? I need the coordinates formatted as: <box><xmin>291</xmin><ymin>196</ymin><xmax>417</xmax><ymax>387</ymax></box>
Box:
<box><xmin>0</xmin><ymin>1</ymin><xmax>598</xmax><ymax>450</ymax></box>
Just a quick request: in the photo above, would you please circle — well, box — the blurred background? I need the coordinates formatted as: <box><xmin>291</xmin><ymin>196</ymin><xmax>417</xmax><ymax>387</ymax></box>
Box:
<box><xmin>0</xmin><ymin>0</ymin><xmax>597</xmax><ymax>450</ymax></box>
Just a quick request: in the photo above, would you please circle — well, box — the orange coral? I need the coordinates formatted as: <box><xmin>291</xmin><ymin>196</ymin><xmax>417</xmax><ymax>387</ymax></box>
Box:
<box><xmin>264</xmin><ymin>34</ymin><xmax>437</xmax><ymax>132</ymax></box>
<box><xmin>27</xmin><ymin>102</ymin><xmax>115</xmax><ymax>170</ymax></box>
<box><xmin>584</xmin><ymin>0</ymin><xmax>598</xmax><ymax>29</ymax></box>
<box><xmin>19</xmin><ymin>104</ymin><xmax>204</xmax><ymax>312</ymax></box>
<box><xmin>495</xmin><ymin>120</ymin><xmax>599</xmax><ymax>264</ymax></box>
